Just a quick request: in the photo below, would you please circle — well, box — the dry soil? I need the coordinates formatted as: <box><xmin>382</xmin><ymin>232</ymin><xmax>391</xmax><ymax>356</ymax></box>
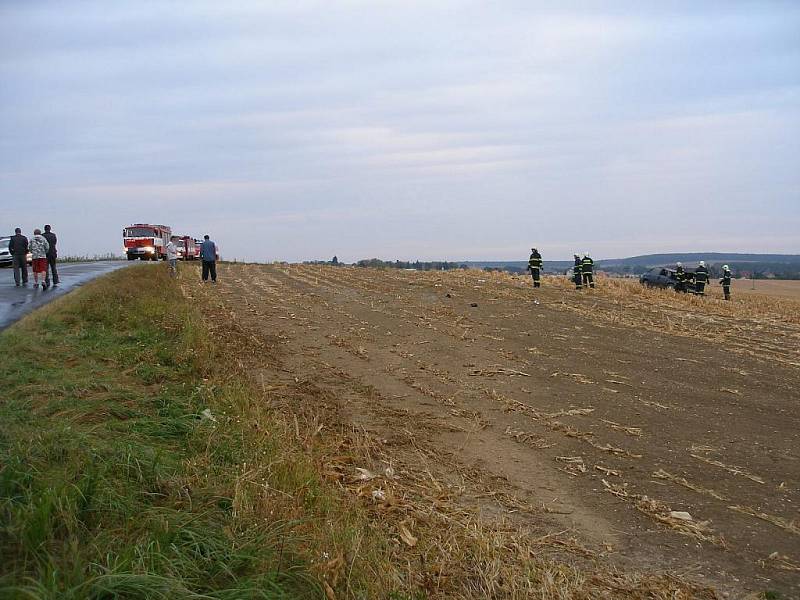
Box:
<box><xmin>188</xmin><ymin>265</ymin><xmax>800</xmax><ymax>597</ymax></box>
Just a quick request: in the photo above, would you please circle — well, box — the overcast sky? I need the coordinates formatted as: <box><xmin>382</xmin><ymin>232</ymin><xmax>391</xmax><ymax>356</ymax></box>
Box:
<box><xmin>1</xmin><ymin>1</ymin><xmax>798</xmax><ymax>262</ymax></box>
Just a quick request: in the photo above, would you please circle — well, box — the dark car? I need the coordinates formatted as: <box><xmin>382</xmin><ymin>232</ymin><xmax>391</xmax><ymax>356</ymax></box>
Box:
<box><xmin>639</xmin><ymin>267</ymin><xmax>697</xmax><ymax>292</ymax></box>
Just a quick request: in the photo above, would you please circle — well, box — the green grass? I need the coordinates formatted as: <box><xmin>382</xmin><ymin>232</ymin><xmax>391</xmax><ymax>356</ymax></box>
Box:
<box><xmin>0</xmin><ymin>267</ymin><xmax>326</xmax><ymax>599</ymax></box>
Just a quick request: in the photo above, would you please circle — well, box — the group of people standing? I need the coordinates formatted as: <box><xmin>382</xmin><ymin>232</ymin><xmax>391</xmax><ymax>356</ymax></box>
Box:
<box><xmin>7</xmin><ymin>226</ymin><xmax>58</xmax><ymax>289</ymax></box>
<box><xmin>526</xmin><ymin>249</ymin><xmax>595</xmax><ymax>290</ymax></box>
<box><xmin>527</xmin><ymin>248</ymin><xmax>733</xmax><ymax>300</ymax></box>
<box><xmin>164</xmin><ymin>234</ymin><xmax>219</xmax><ymax>282</ymax></box>
<box><xmin>675</xmin><ymin>261</ymin><xmax>733</xmax><ymax>300</ymax></box>
<box><xmin>572</xmin><ymin>253</ymin><xmax>595</xmax><ymax>290</ymax></box>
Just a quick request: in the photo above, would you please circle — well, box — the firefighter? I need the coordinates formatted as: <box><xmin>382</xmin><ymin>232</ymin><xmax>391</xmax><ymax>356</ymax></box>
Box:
<box><xmin>527</xmin><ymin>248</ymin><xmax>542</xmax><ymax>288</ymax></box>
<box><xmin>720</xmin><ymin>264</ymin><xmax>732</xmax><ymax>300</ymax></box>
<box><xmin>573</xmin><ymin>254</ymin><xmax>583</xmax><ymax>290</ymax></box>
<box><xmin>694</xmin><ymin>260</ymin><xmax>709</xmax><ymax>296</ymax></box>
<box><xmin>581</xmin><ymin>252</ymin><xmax>595</xmax><ymax>288</ymax></box>
<box><xmin>675</xmin><ymin>262</ymin><xmax>686</xmax><ymax>293</ymax></box>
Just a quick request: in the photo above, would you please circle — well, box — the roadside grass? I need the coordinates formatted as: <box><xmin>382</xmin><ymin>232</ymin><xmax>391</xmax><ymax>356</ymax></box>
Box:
<box><xmin>0</xmin><ymin>266</ymin><xmax>385</xmax><ymax>599</ymax></box>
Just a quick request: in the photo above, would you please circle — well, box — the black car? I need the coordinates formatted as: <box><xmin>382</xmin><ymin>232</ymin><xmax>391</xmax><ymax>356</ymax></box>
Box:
<box><xmin>639</xmin><ymin>267</ymin><xmax>697</xmax><ymax>292</ymax></box>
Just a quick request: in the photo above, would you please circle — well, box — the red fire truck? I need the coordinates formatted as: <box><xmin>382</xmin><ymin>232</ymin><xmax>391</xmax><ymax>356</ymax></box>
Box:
<box><xmin>170</xmin><ymin>235</ymin><xmax>197</xmax><ymax>260</ymax></box>
<box><xmin>123</xmin><ymin>224</ymin><xmax>172</xmax><ymax>261</ymax></box>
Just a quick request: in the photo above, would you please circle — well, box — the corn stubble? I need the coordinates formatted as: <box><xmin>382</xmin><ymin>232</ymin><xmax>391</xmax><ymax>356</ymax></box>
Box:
<box><xmin>184</xmin><ymin>266</ymin><xmax>722</xmax><ymax>599</ymax></box>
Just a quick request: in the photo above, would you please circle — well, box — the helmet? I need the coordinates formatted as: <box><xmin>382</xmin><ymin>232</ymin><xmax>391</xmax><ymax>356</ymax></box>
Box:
<box><xmin>677</xmin><ymin>262</ymin><xmax>682</xmax><ymax>267</ymax></box>
<box><xmin>722</xmin><ymin>264</ymin><xmax>729</xmax><ymax>270</ymax></box>
<box><xmin>699</xmin><ymin>260</ymin><xmax>705</xmax><ymax>266</ymax></box>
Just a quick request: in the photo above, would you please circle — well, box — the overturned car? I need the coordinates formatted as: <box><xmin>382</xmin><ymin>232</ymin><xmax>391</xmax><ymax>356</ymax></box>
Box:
<box><xmin>639</xmin><ymin>267</ymin><xmax>698</xmax><ymax>293</ymax></box>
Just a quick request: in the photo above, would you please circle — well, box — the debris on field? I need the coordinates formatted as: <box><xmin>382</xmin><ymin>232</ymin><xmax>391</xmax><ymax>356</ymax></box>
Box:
<box><xmin>556</xmin><ymin>456</ymin><xmax>587</xmax><ymax>475</ymax></box>
<box><xmin>759</xmin><ymin>552</ymin><xmax>800</xmax><ymax>572</ymax></box>
<box><xmin>504</xmin><ymin>426</ymin><xmax>555</xmax><ymax>449</ymax></box>
<box><xmin>545</xmin><ymin>407</ymin><xmax>594</xmax><ymax>418</ymax></box>
<box><xmin>398</xmin><ymin>523</ymin><xmax>418</xmax><ymax>547</ymax></box>
<box><xmin>355</xmin><ymin>467</ymin><xmax>377</xmax><ymax>480</ymax></box>
<box><xmin>669</xmin><ymin>511</ymin><xmax>693</xmax><ymax>521</ymax></box>
<box><xmin>728</xmin><ymin>505</ymin><xmax>800</xmax><ymax>536</ymax></box>
<box><xmin>589</xmin><ymin>441</ymin><xmax>643</xmax><ymax>458</ymax></box>
<box><xmin>601</xmin><ymin>418</ymin><xmax>643</xmax><ymax>437</ymax></box>
<box><xmin>371</xmin><ymin>489</ymin><xmax>386</xmax><ymax>501</ymax></box>
<box><xmin>200</xmin><ymin>408</ymin><xmax>217</xmax><ymax>422</ymax></box>
<box><xmin>653</xmin><ymin>469</ymin><xmax>728</xmax><ymax>500</ymax></box>
<box><xmin>551</xmin><ymin>371</ymin><xmax>595</xmax><ymax>384</ymax></box>
<box><xmin>602</xmin><ymin>480</ymin><xmax>724</xmax><ymax>546</ymax></box>
<box><xmin>595</xmin><ymin>465</ymin><xmax>621</xmax><ymax>477</ymax></box>
<box><xmin>690</xmin><ymin>454</ymin><xmax>766</xmax><ymax>484</ymax></box>
<box><xmin>469</xmin><ymin>366</ymin><xmax>531</xmax><ymax>377</ymax></box>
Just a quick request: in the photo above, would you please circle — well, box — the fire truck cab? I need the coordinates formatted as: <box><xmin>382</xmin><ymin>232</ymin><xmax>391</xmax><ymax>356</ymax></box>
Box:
<box><xmin>123</xmin><ymin>224</ymin><xmax>172</xmax><ymax>261</ymax></box>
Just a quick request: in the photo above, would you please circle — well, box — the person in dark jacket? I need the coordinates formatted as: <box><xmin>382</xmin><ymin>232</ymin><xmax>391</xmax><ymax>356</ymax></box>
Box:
<box><xmin>573</xmin><ymin>254</ymin><xmax>582</xmax><ymax>290</ymax></box>
<box><xmin>694</xmin><ymin>260</ymin><xmax>709</xmax><ymax>296</ymax></box>
<box><xmin>581</xmin><ymin>253</ymin><xmax>595</xmax><ymax>288</ymax></box>
<box><xmin>720</xmin><ymin>265</ymin><xmax>732</xmax><ymax>300</ymax></box>
<box><xmin>527</xmin><ymin>248</ymin><xmax>542</xmax><ymax>288</ymax></box>
<box><xmin>199</xmin><ymin>234</ymin><xmax>218</xmax><ymax>282</ymax></box>
<box><xmin>42</xmin><ymin>224</ymin><xmax>59</xmax><ymax>287</ymax></box>
<box><xmin>8</xmin><ymin>228</ymin><xmax>29</xmax><ymax>286</ymax></box>
<box><xmin>675</xmin><ymin>262</ymin><xmax>686</xmax><ymax>293</ymax></box>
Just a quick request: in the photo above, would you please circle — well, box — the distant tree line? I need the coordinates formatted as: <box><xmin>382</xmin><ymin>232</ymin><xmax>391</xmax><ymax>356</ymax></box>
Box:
<box><xmin>303</xmin><ymin>256</ymin><xmax>342</xmax><ymax>266</ymax></box>
<box><xmin>718</xmin><ymin>262</ymin><xmax>800</xmax><ymax>280</ymax></box>
<box><xmin>356</xmin><ymin>259</ymin><xmax>467</xmax><ymax>271</ymax></box>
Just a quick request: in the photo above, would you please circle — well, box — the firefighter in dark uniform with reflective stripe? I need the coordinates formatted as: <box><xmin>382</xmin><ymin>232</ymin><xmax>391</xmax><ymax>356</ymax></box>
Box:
<box><xmin>581</xmin><ymin>252</ymin><xmax>595</xmax><ymax>288</ymax></box>
<box><xmin>527</xmin><ymin>248</ymin><xmax>542</xmax><ymax>288</ymax></box>
<box><xmin>720</xmin><ymin>264</ymin><xmax>732</xmax><ymax>300</ymax></box>
<box><xmin>573</xmin><ymin>254</ymin><xmax>583</xmax><ymax>290</ymax></box>
<box><xmin>675</xmin><ymin>262</ymin><xmax>686</xmax><ymax>293</ymax></box>
<box><xmin>694</xmin><ymin>260</ymin><xmax>709</xmax><ymax>296</ymax></box>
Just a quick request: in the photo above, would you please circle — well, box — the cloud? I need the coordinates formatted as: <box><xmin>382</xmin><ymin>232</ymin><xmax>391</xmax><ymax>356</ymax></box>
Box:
<box><xmin>1</xmin><ymin>1</ymin><xmax>798</xmax><ymax>261</ymax></box>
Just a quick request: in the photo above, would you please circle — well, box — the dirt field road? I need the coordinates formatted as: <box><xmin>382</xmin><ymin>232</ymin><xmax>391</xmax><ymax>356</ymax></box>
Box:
<box><xmin>188</xmin><ymin>264</ymin><xmax>800</xmax><ymax>597</ymax></box>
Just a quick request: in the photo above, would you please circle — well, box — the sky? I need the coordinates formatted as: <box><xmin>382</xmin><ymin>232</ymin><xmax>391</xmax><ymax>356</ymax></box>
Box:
<box><xmin>1</xmin><ymin>1</ymin><xmax>798</xmax><ymax>262</ymax></box>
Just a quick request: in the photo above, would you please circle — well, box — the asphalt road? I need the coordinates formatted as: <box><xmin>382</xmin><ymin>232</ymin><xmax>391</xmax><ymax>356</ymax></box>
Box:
<box><xmin>0</xmin><ymin>261</ymin><xmax>133</xmax><ymax>331</ymax></box>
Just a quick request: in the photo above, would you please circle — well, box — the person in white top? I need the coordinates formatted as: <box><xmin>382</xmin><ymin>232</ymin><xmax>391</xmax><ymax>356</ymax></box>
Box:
<box><xmin>30</xmin><ymin>228</ymin><xmax>50</xmax><ymax>289</ymax></box>
<box><xmin>166</xmin><ymin>240</ymin><xmax>178</xmax><ymax>277</ymax></box>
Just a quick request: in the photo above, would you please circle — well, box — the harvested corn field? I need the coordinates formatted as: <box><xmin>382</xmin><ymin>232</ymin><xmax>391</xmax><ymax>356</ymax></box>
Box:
<box><xmin>186</xmin><ymin>264</ymin><xmax>800</xmax><ymax>597</ymax></box>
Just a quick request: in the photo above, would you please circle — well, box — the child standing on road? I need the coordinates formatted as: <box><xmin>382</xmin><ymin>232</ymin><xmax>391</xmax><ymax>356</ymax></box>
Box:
<box><xmin>29</xmin><ymin>228</ymin><xmax>50</xmax><ymax>290</ymax></box>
